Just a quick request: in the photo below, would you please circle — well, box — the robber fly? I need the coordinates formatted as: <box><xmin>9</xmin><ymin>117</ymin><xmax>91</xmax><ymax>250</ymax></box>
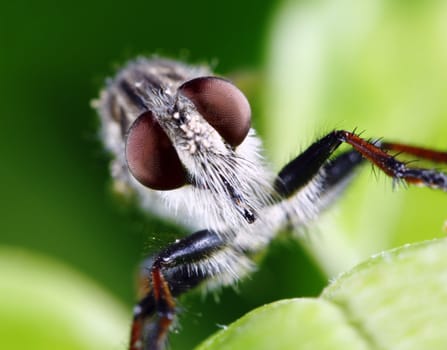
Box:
<box><xmin>93</xmin><ymin>57</ymin><xmax>447</xmax><ymax>350</ymax></box>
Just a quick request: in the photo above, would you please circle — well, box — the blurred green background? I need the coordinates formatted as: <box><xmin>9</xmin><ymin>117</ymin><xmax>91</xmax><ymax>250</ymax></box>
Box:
<box><xmin>1</xmin><ymin>0</ymin><xmax>446</xmax><ymax>349</ymax></box>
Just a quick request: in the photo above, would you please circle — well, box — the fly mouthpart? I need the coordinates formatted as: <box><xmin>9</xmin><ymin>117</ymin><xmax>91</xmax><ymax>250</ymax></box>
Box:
<box><xmin>221</xmin><ymin>177</ymin><xmax>257</xmax><ymax>224</ymax></box>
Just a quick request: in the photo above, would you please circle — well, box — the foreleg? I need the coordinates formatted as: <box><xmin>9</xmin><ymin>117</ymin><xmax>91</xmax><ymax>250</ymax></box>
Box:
<box><xmin>274</xmin><ymin>130</ymin><xmax>447</xmax><ymax>200</ymax></box>
<box><xmin>130</xmin><ymin>229</ymin><xmax>253</xmax><ymax>350</ymax></box>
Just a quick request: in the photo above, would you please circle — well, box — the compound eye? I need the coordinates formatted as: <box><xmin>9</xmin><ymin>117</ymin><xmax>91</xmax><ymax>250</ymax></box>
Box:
<box><xmin>125</xmin><ymin>111</ymin><xmax>187</xmax><ymax>190</ymax></box>
<box><xmin>178</xmin><ymin>77</ymin><xmax>251</xmax><ymax>147</ymax></box>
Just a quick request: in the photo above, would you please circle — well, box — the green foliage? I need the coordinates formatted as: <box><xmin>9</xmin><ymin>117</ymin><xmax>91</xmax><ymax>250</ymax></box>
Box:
<box><xmin>198</xmin><ymin>238</ymin><xmax>447</xmax><ymax>350</ymax></box>
<box><xmin>0</xmin><ymin>247</ymin><xmax>128</xmax><ymax>350</ymax></box>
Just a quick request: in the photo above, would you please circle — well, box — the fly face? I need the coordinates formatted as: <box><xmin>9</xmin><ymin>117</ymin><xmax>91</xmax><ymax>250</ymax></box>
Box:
<box><xmin>95</xmin><ymin>58</ymin><xmax>274</xmax><ymax>232</ymax></box>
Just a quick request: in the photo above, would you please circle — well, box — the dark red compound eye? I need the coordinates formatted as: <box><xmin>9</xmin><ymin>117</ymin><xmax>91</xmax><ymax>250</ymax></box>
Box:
<box><xmin>178</xmin><ymin>77</ymin><xmax>251</xmax><ymax>147</ymax></box>
<box><xmin>125</xmin><ymin>111</ymin><xmax>187</xmax><ymax>190</ymax></box>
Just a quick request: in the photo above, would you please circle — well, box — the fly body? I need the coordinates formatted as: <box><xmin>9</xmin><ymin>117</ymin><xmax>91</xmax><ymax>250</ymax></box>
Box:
<box><xmin>94</xmin><ymin>57</ymin><xmax>447</xmax><ymax>350</ymax></box>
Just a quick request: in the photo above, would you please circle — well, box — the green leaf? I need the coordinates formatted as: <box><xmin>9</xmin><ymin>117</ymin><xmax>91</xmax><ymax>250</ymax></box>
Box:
<box><xmin>197</xmin><ymin>238</ymin><xmax>447</xmax><ymax>350</ymax></box>
<box><xmin>0</xmin><ymin>246</ymin><xmax>129</xmax><ymax>350</ymax></box>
